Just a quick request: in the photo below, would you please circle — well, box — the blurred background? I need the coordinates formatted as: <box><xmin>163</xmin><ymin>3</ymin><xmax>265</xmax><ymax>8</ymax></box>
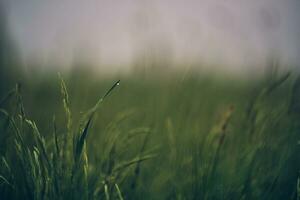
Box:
<box><xmin>1</xmin><ymin>0</ymin><xmax>300</xmax><ymax>74</ymax></box>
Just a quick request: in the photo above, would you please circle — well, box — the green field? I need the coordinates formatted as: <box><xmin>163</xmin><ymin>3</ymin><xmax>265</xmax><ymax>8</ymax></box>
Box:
<box><xmin>0</xmin><ymin>68</ymin><xmax>299</xmax><ymax>199</ymax></box>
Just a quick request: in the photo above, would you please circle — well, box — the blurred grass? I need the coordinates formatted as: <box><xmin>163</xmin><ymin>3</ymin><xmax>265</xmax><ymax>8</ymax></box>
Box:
<box><xmin>0</xmin><ymin>67</ymin><xmax>299</xmax><ymax>200</ymax></box>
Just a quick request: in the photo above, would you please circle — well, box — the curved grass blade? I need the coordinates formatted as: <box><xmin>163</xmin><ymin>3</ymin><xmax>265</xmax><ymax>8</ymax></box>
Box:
<box><xmin>85</xmin><ymin>80</ymin><xmax>120</xmax><ymax>118</ymax></box>
<box><xmin>115</xmin><ymin>183</ymin><xmax>124</xmax><ymax>200</ymax></box>
<box><xmin>75</xmin><ymin>80</ymin><xmax>120</xmax><ymax>162</ymax></box>
<box><xmin>113</xmin><ymin>154</ymin><xmax>156</xmax><ymax>172</ymax></box>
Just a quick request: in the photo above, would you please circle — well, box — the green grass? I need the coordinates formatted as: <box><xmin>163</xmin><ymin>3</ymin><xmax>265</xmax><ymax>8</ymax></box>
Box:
<box><xmin>0</xmin><ymin>69</ymin><xmax>299</xmax><ymax>199</ymax></box>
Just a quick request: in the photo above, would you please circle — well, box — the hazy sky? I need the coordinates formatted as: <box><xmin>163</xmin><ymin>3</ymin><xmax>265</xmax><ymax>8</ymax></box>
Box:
<box><xmin>4</xmin><ymin>0</ymin><xmax>300</xmax><ymax>71</ymax></box>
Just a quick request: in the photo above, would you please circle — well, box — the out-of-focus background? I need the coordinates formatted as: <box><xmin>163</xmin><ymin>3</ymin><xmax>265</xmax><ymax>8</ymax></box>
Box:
<box><xmin>2</xmin><ymin>0</ymin><xmax>300</xmax><ymax>72</ymax></box>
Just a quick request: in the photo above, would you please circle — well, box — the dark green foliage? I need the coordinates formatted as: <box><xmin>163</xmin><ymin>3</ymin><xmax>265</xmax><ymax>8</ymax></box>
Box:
<box><xmin>0</xmin><ymin>78</ymin><xmax>155</xmax><ymax>200</ymax></box>
<box><xmin>0</xmin><ymin>70</ymin><xmax>299</xmax><ymax>200</ymax></box>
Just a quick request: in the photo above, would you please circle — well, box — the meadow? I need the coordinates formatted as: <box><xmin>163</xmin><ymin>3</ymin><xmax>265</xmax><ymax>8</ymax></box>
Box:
<box><xmin>0</xmin><ymin>66</ymin><xmax>299</xmax><ymax>200</ymax></box>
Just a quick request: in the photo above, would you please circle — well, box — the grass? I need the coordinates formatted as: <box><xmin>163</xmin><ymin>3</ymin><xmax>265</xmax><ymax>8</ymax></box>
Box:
<box><xmin>0</xmin><ymin>68</ymin><xmax>299</xmax><ymax>199</ymax></box>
